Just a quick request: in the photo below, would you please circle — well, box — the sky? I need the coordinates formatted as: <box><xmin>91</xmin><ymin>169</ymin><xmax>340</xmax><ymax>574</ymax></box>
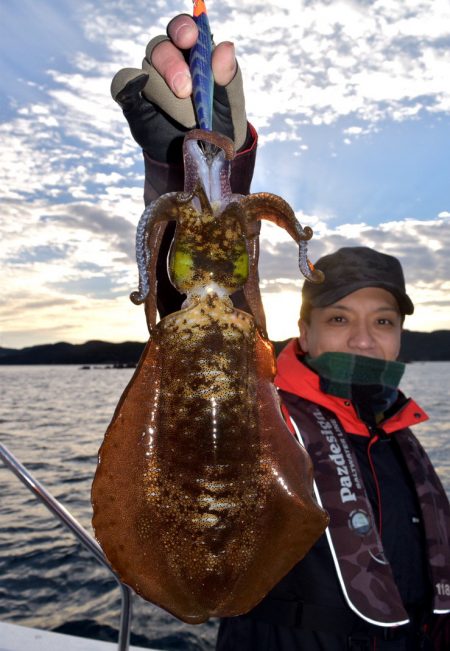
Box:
<box><xmin>1</xmin><ymin>0</ymin><xmax>450</xmax><ymax>348</ymax></box>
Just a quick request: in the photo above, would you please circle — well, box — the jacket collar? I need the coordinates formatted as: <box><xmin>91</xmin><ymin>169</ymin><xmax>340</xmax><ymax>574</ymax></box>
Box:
<box><xmin>275</xmin><ymin>338</ymin><xmax>428</xmax><ymax>437</ymax></box>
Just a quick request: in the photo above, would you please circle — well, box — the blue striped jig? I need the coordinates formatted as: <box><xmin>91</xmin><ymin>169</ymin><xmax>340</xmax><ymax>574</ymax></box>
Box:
<box><xmin>190</xmin><ymin>0</ymin><xmax>213</xmax><ymax>131</ymax></box>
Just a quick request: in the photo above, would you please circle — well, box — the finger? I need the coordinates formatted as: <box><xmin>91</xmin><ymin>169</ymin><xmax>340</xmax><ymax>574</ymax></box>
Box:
<box><xmin>111</xmin><ymin>68</ymin><xmax>148</xmax><ymax>105</ymax></box>
<box><xmin>150</xmin><ymin>39</ymin><xmax>192</xmax><ymax>98</ymax></box>
<box><xmin>212</xmin><ymin>41</ymin><xmax>238</xmax><ymax>87</ymax></box>
<box><xmin>166</xmin><ymin>14</ymin><xmax>198</xmax><ymax>50</ymax></box>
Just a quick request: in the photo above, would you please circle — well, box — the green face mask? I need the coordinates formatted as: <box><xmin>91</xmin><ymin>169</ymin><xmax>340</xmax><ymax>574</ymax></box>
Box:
<box><xmin>305</xmin><ymin>352</ymin><xmax>405</xmax><ymax>425</ymax></box>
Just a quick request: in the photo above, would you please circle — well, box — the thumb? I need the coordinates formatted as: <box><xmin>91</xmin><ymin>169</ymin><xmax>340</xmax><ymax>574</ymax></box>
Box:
<box><xmin>111</xmin><ymin>68</ymin><xmax>149</xmax><ymax>110</ymax></box>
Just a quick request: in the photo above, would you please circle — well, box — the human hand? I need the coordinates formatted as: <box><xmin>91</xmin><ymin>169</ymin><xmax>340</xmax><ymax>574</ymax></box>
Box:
<box><xmin>111</xmin><ymin>14</ymin><xmax>247</xmax><ymax>162</ymax></box>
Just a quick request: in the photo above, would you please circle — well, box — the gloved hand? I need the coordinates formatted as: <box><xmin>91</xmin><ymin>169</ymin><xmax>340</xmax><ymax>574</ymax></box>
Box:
<box><xmin>111</xmin><ymin>14</ymin><xmax>248</xmax><ymax>163</ymax></box>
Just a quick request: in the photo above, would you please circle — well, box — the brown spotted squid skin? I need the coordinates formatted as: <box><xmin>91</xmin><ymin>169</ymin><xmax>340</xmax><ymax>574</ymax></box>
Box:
<box><xmin>91</xmin><ymin>130</ymin><xmax>328</xmax><ymax>624</ymax></box>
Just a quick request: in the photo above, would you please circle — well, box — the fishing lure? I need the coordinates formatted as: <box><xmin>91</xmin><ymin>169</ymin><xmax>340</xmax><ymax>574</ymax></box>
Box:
<box><xmin>190</xmin><ymin>0</ymin><xmax>213</xmax><ymax>131</ymax></box>
<box><xmin>92</xmin><ymin>0</ymin><xmax>328</xmax><ymax>625</ymax></box>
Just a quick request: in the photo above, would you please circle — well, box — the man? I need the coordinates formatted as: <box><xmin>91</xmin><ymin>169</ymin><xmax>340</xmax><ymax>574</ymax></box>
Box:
<box><xmin>217</xmin><ymin>247</ymin><xmax>450</xmax><ymax>650</ymax></box>
<box><xmin>112</xmin><ymin>13</ymin><xmax>450</xmax><ymax>650</ymax></box>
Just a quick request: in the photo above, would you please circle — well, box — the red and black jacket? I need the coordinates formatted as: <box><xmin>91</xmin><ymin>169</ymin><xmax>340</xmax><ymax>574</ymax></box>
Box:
<box><xmin>218</xmin><ymin>340</ymin><xmax>450</xmax><ymax>650</ymax></box>
<box><xmin>276</xmin><ymin>339</ymin><xmax>450</xmax><ymax>620</ymax></box>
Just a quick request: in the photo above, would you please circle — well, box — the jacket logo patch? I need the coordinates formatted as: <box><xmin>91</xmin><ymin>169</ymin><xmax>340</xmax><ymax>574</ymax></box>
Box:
<box><xmin>348</xmin><ymin>509</ymin><xmax>372</xmax><ymax>536</ymax></box>
<box><xmin>312</xmin><ymin>407</ymin><xmax>362</xmax><ymax>504</ymax></box>
<box><xmin>436</xmin><ymin>582</ymin><xmax>450</xmax><ymax>597</ymax></box>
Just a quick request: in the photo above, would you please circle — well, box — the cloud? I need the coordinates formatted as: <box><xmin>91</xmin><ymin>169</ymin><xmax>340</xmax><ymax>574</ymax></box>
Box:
<box><xmin>230</xmin><ymin>0</ymin><xmax>450</xmax><ymax>139</ymax></box>
<box><xmin>7</xmin><ymin>244</ymin><xmax>72</xmax><ymax>265</ymax></box>
<box><xmin>50</xmin><ymin>274</ymin><xmax>122</xmax><ymax>299</ymax></box>
<box><xmin>1</xmin><ymin>0</ymin><xmax>449</xmax><ymax>347</ymax></box>
<box><xmin>259</xmin><ymin>215</ymin><xmax>450</xmax><ymax>305</ymax></box>
<box><xmin>40</xmin><ymin>203</ymin><xmax>136</xmax><ymax>258</ymax></box>
<box><xmin>258</xmin><ymin>215</ymin><xmax>450</xmax><ymax>338</ymax></box>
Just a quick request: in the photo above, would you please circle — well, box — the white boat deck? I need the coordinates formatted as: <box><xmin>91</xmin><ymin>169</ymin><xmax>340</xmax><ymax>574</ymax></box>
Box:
<box><xmin>0</xmin><ymin>621</ymin><xmax>160</xmax><ymax>651</ymax></box>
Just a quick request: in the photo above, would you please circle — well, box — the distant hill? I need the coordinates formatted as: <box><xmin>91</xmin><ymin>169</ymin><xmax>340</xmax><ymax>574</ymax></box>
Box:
<box><xmin>0</xmin><ymin>340</ymin><xmax>145</xmax><ymax>366</ymax></box>
<box><xmin>0</xmin><ymin>347</ymin><xmax>17</xmax><ymax>359</ymax></box>
<box><xmin>0</xmin><ymin>330</ymin><xmax>449</xmax><ymax>365</ymax></box>
<box><xmin>399</xmin><ymin>330</ymin><xmax>450</xmax><ymax>362</ymax></box>
<box><xmin>272</xmin><ymin>330</ymin><xmax>450</xmax><ymax>361</ymax></box>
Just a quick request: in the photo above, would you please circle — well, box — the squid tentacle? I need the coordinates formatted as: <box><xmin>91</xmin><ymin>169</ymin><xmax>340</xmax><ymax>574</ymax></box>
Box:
<box><xmin>240</xmin><ymin>193</ymin><xmax>324</xmax><ymax>284</ymax></box>
<box><xmin>298</xmin><ymin>240</ymin><xmax>323</xmax><ymax>284</ymax></box>
<box><xmin>130</xmin><ymin>203</ymin><xmax>154</xmax><ymax>305</ymax></box>
<box><xmin>130</xmin><ymin>193</ymin><xmax>182</xmax><ymax>305</ymax></box>
<box><xmin>143</xmin><ymin>221</ymin><xmax>169</xmax><ymax>333</ymax></box>
<box><xmin>244</xmin><ymin>234</ymin><xmax>267</xmax><ymax>337</ymax></box>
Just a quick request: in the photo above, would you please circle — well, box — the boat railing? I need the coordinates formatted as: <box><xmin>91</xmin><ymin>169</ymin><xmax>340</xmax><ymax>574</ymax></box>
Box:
<box><xmin>0</xmin><ymin>442</ymin><xmax>132</xmax><ymax>651</ymax></box>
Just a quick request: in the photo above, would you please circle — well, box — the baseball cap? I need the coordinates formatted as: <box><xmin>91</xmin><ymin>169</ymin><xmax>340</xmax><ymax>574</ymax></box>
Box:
<box><xmin>302</xmin><ymin>247</ymin><xmax>414</xmax><ymax>315</ymax></box>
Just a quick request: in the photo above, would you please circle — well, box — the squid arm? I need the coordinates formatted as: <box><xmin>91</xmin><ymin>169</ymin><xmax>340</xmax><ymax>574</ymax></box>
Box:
<box><xmin>239</xmin><ymin>193</ymin><xmax>324</xmax><ymax>337</ymax></box>
<box><xmin>240</xmin><ymin>193</ymin><xmax>324</xmax><ymax>284</ymax></box>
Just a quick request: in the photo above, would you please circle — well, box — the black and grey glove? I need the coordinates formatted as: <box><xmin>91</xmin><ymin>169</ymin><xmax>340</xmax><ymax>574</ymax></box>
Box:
<box><xmin>111</xmin><ymin>35</ymin><xmax>247</xmax><ymax>163</ymax></box>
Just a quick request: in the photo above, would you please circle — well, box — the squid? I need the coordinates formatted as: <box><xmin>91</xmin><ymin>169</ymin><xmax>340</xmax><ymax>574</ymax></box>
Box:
<box><xmin>92</xmin><ymin>0</ymin><xmax>328</xmax><ymax>625</ymax></box>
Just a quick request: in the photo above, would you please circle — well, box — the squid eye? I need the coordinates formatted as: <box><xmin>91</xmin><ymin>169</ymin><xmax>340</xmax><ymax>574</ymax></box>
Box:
<box><xmin>172</xmin><ymin>250</ymin><xmax>194</xmax><ymax>282</ymax></box>
<box><xmin>233</xmin><ymin>251</ymin><xmax>249</xmax><ymax>282</ymax></box>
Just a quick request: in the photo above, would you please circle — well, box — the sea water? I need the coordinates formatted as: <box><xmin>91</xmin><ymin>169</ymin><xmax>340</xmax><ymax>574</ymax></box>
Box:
<box><xmin>0</xmin><ymin>362</ymin><xmax>449</xmax><ymax>649</ymax></box>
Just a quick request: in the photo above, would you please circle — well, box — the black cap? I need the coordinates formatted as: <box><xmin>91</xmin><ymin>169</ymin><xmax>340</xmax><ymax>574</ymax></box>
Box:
<box><xmin>302</xmin><ymin>247</ymin><xmax>414</xmax><ymax>315</ymax></box>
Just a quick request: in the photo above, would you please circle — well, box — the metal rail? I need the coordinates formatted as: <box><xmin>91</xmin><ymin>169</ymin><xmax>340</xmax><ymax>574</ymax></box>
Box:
<box><xmin>0</xmin><ymin>442</ymin><xmax>132</xmax><ymax>651</ymax></box>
